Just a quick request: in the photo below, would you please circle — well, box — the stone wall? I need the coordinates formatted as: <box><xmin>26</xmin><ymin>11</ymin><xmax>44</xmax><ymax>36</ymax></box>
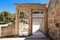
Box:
<box><xmin>48</xmin><ymin>0</ymin><xmax>60</xmax><ymax>40</ymax></box>
<box><xmin>1</xmin><ymin>22</ymin><xmax>15</xmax><ymax>37</ymax></box>
<box><xmin>40</xmin><ymin>19</ymin><xmax>44</xmax><ymax>32</ymax></box>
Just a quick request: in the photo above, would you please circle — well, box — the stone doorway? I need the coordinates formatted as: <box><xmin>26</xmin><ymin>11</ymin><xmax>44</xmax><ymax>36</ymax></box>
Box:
<box><xmin>15</xmin><ymin>4</ymin><xmax>48</xmax><ymax>36</ymax></box>
<box><xmin>19</xmin><ymin>11</ymin><xmax>29</xmax><ymax>36</ymax></box>
<box><xmin>32</xmin><ymin>10</ymin><xmax>44</xmax><ymax>34</ymax></box>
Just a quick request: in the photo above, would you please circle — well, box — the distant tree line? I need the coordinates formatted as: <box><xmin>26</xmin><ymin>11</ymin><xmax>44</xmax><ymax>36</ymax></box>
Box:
<box><xmin>0</xmin><ymin>11</ymin><xmax>15</xmax><ymax>24</ymax></box>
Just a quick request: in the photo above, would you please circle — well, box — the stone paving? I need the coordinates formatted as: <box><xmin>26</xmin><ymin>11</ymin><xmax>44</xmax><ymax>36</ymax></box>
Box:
<box><xmin>25</xmin><ymin>29</ymin><xmax>51</xmax><ymax>40</ymax></box>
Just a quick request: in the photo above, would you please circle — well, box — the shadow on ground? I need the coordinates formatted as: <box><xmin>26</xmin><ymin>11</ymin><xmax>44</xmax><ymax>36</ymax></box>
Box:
<box><xmin>24</xmin><ymin>29</ymin><xmax>51</xmax><ymax>40</ymax></box>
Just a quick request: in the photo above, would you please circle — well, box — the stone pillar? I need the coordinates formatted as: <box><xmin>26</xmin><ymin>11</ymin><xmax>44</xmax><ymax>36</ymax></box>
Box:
<box><xmin>28</xmin><ymin>9</ymin><xmax>32</xmax><ymax>36</ymax></box>
<box><xmin>15</xmin><ymin>8</ymin><xmax>19</xmax><ymax>36</ymax></box>
<box><xmin>44</xmin><ymin>9</ymin><xmax>48</xmax><ymax>35</ymax></box>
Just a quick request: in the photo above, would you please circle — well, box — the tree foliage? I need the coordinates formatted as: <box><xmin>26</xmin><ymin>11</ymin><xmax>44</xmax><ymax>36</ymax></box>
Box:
<box><xmin>0</xmin><ymin>11</ymin><xmax>15</xmax><ymax>24</ymax></box>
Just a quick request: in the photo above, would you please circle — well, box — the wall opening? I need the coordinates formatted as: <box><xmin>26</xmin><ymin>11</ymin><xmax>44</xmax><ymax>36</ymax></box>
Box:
<box><xmin>32</xmin><ymin>10</ymin><xmax>44</xmax><ymax>34</ymax></box>
<box><xmin>19</xmin><ymin>11</ymin><xmax>29</xmax><ymax>36</ymax></box>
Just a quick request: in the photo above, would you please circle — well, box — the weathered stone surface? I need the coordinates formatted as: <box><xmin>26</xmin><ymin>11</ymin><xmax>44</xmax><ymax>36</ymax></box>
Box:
<box><xmin>48</xmin><ymin>0</ymin><xmax>60</xmax><ymax>40</ymax></box>
<box><xmin>1</xmin><ymin>22</ymin><xmax>15</xmax><ymax>37</ymax></box>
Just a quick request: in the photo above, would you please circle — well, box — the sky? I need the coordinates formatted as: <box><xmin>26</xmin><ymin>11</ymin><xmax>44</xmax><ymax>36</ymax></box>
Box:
<box><xmin>0</xmin><ymin>0</ymin><xmax>50</xmax><ymax>13</ymax></box>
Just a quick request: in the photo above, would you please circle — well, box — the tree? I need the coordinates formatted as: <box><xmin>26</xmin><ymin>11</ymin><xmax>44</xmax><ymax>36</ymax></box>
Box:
<box><xmin>0</xmin><ymin>11</ymin><xmax>15</xmax><ymax>24</ymax></box>
<box><xmin>0</xmin><ymin>12</ymin><xmax>3</xmax><ymax>21</ymax></box>
<box><xmin>19</xmin><ymin>12</ymin><xmax>28</xmax><ymax>24</ymax></box>
<box><xmin>19</xmin><ymin>12</ymin><xmax>24</xmax><ymax>23</ymax></box>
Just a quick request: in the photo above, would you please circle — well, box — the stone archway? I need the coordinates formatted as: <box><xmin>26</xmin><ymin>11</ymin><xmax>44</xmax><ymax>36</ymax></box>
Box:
<box><xmin>15</xmin><ymin>4</ymin><xmax>48</xmax><ymax>36</ymax></box>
